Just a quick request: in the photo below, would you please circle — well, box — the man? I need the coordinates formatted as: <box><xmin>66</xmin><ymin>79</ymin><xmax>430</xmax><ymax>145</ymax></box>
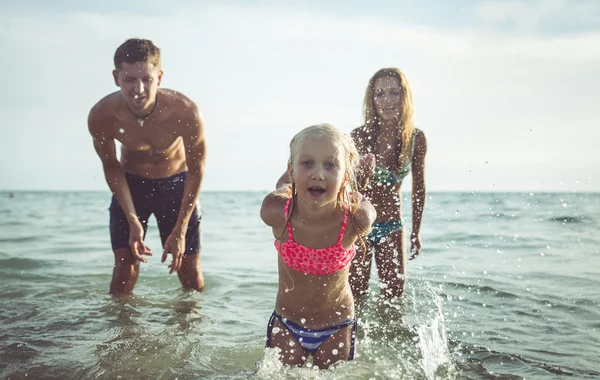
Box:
<box><xmin>88</xmin><ymin>38</ymin><xmax>206</xmax><ymax>295</ymax></box>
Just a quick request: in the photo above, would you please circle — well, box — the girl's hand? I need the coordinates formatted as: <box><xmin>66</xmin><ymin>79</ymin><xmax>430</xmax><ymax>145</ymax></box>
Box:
<box><xmin>357</xmin><ymin>153</ymin><xmax>376</xmax><ymax>189</ymax></box>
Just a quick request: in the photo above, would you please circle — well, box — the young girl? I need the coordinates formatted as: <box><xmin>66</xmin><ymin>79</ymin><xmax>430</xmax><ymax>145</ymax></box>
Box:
<box><xmin>260</xmin><ymin>124</ymin><xmax>376</xmax><ymax>369</ymax></box>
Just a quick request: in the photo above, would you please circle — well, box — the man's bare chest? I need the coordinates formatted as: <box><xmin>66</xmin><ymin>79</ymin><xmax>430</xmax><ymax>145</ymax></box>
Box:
<box><xmin>113</xmin><ymin>120</ymin><xmax>180</xmax><ymax>151</ymax></box>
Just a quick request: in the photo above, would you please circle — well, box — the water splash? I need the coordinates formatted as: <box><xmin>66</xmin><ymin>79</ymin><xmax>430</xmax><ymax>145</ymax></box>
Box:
<box><xmin>412</xmin><ymin>282</ymin><xmax>456</xmax><ymax>379</ymax></box>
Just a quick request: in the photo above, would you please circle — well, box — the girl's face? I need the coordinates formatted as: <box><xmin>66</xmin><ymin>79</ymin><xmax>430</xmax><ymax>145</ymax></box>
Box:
<box><xmin>289</xmin><ymin>136</ymin><xmax>346</xmax><ymax>208</ymax></box>
<box><xmin>373</xmin><ymin>76</ymin><xmax>403</xmax><ymax>122</ymax></box>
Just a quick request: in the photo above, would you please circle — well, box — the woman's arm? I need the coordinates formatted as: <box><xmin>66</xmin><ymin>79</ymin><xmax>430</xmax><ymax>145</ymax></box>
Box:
<box><xmin>410</xmin><ymin>129</ymin><xmax>428</xmax><ymax>260</ymax></box>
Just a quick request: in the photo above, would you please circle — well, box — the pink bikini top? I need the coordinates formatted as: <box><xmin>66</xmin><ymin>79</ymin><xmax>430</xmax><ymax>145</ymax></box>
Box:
<box><xmin>274</xmin><ymin>198</ymin><xmax>356</xmax><ymax>275</ymax></box>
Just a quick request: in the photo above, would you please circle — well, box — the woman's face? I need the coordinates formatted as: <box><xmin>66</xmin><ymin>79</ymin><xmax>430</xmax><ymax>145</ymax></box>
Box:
<box><xmin>373</xmin><ymin>76</ymin><xmax>403</xmax><ymax>122</ymax></box>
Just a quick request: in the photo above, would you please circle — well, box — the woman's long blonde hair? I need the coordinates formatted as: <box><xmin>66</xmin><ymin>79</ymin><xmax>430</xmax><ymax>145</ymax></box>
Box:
<box><xmin>363</xmin><ymin>68</ymin><xmax>415</xmax><ymax>167</ymax></box>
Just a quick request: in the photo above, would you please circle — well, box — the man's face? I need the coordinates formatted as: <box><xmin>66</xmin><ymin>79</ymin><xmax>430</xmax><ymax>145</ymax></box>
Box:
<box><xmin>113</xmin><ymin>62</ymin><xmax>163</xmax><ymax>111</ymax></box>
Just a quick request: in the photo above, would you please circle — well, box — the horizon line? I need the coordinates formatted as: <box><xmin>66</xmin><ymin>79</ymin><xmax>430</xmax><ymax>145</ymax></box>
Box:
<box><xmin>2</xmin><ymin>189</ymin><xmax>599</xmax><ymax>194</ymax></box>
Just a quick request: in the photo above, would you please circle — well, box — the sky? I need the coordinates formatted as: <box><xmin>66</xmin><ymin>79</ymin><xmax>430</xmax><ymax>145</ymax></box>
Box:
<box><xmin>1</xmin><ymin>0</ymin><xmax>599</xmax><ymax>192</ymax></box>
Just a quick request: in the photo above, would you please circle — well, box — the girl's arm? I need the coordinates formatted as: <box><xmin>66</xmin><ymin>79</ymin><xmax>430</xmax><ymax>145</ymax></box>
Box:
<box><xmin>261</xmin><ymin>192</ymin><xmax>287</xmax><ymax>231</ymax></box>
<box><xmin>353</xmin><ymin>194</ymin><xmax>377</xmax><ymax>237</ymax></box>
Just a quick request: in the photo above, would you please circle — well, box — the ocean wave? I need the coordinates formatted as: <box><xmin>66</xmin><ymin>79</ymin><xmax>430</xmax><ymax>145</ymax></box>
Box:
<box><xmin>548</xmin><ymin>215</ymin><xmax>593</xmax><ymax>224</ymax></box>
<box><xmin>455</xmin><ymin>345</ymin><xmax>600</xmax><ymax>379</ymax></box>
<box><xmin>0</xmin><ymin>236</ymin><xmax>46</xmax><ymax>244</ymax></box>
<box><xmin>0</xmin><ymin>257</ymin><xmax>55</xmax><ymax>270</ymax></box>
<box><xmin>444</xmin><ymin>281</ymin><xmax>520</xmax><ymax>301</ymax></box>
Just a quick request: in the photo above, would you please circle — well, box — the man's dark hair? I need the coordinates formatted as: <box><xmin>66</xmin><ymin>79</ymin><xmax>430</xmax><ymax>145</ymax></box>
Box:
<box><xmin>114</xmin><ymin>38</ymin><xmax>161</xmax><ymax>70</ymax></box>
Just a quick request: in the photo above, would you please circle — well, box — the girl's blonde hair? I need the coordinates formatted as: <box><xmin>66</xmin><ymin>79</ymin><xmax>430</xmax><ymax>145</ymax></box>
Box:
<box><xmin>275</xmin><ymin>123</ymin><xmax>370</xmax><ymax>253</ymax></box>
<box><xmin>363</xmin><ymin>68</ymin><xmax>415</xmax><ymax>168</ymax></box>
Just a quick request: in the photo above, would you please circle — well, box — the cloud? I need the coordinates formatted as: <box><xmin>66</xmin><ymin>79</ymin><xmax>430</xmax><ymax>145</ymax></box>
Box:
<box><xmin>475</xmin><ymin>0</ymin><xmax>600</xmax><ymax>34</ymax></box>
<box><xmin>0</xmin><ymin>2</ymin><xmax>599</xmax><ymax>191</ymax></box>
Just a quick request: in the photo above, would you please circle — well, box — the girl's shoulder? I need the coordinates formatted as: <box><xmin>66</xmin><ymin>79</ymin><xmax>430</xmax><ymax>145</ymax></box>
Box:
<box><xmin>260</xmin><ymin>191</ymin><xmax>289</xmax><ymax>228</ymax></box>
<box><xmin>348</xmin><ymin>193</ymin><xmax>377</xmax><ymax>236</ymax></box>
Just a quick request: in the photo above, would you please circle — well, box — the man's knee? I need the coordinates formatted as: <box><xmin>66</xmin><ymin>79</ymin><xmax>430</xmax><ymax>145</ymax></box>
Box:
<box><xmin>113</xmin><ymin>248</ymin><xmax>140</xmax><ymax>272</ymax></box>
<box><xmin>110</xmin><ymin>248</ymin><xmax>141</xmax><ymax>295</ymax></box>
<box><xmin>178</xmin><ymin>253</ymin><xmax>204</xmax><ymax>291</ymax></box>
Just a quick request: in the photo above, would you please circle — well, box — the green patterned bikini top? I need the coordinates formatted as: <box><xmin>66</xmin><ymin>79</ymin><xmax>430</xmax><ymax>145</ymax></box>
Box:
<box><xmin>369</xmin><ymin>130</ymin><xmax>417</xmax><ymax>186</ymax></box>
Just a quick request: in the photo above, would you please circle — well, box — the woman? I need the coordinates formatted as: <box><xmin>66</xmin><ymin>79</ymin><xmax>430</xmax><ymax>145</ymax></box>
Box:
<box><xmin>350</xmin><ymin>67</ymin><xmax>428</xmax><ymax>301</ymax></box>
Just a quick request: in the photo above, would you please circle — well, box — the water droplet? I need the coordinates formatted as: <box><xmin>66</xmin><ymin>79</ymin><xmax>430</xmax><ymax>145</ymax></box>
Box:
<box><xmin>301</xmin><ymin>318</ymin><xmax>306</xmax><ymax>323</ymax></box>
<box><xmin>119</xmin><ymin>128</ymin><xmax>125</xmax><ymax>134</ymax></box>
<box><xmin>332</xmin><ymin>349</ymin><xmax>339</xmax><ymax>355</ymax></box>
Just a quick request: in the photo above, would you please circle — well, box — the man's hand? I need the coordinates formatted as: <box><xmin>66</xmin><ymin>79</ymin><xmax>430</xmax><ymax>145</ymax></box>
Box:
<box><xmin>128</xmin><ymin>219</ymin><xmax>152</xmax><ymax>263</ymax></box>
<box><xmin>409</xmin><ymin>231</ymin><xmax>422</xmax><ymax>260</ymax></box>
<box><xmin>162</xmin><ymin>231</ymin><xmax>186</xmax><ymax>274</ymax></box>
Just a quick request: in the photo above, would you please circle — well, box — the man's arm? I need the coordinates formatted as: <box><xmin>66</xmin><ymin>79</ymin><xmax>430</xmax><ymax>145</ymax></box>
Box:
<box><xmin>176</xmin><ymin>103</ymin><xmax>206</xmax><ymax>233</ymax></box>
<box><xmin>161</xmin><ymin>102</ymin><xmax>206</xmax><ymax>273</ymax></box>
<box><xmin>88</xmin><ymin>108</ymin><xmax>150</xmax><ymax>262</ymax></box>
